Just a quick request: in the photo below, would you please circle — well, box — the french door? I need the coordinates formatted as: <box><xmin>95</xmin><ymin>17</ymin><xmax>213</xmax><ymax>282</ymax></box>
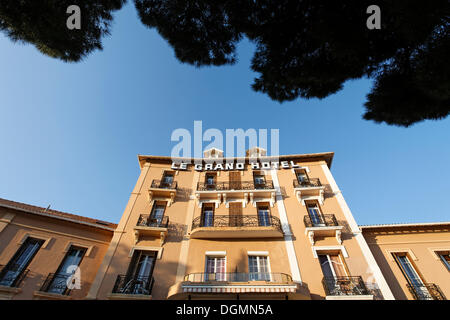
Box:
<box><xmin>394</xmin><ymin>253</ymin><xmax>432</xmax><ymax>300</ymax></box>
<box><xmin>307</xmin><ymin>203</ymin><xmax>324</xmax><ymax>226</ymax></box>
<box><xmin>257</xmin><ymin>206</ymin><xmax>271</xmax><ymax>227</ymax></box>
<box><xmin>47</xmin><ymin>246</ymin><xmax>86</xmax><ymax>295</ymax></box>
<box><xmin>202</xmin><ymin>206</ymin><xmax>214</xmax><ymax>227</ymax></box>
<box><xmin>150</xmin><ymin>203</ymin><xmax>166</xmax><ymax>226</ymax></box>
<box><xmin>248</xmin><ymin>256</ymin><xmax>271</xmax><ymax>281</ymax></box>
<box><xmin>0</xmin><ymin>238</ymin><xmax>43</xmax><ymax>287</ymax></box>
<box><xmin>124</xmin><ymin>251</ymin><xmax>157</xmax><ymax>294</ymax></box>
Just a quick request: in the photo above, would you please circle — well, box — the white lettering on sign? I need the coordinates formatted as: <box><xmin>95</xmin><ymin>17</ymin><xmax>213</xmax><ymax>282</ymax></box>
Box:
<box><xmin>171</xmin><ymin>161</ymin><xmax>302</xmax><ymax>171</ymax></box>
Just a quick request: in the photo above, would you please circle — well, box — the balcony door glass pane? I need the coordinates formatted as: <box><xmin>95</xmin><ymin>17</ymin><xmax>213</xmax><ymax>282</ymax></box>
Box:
<box><xmin>151</xmin><ymin>204</ymin><xmax>165</xmax><ymax>225</ymax></box>
<box><xmin>318</xmin><ymin>255</ymin><xmax>335</xmax><ymax>278</ymax></box>
<box><xmin>297</xmin><ymin>171</ymin><xmax>307</xmax><ymax>183</ymax></box>
<box><xmin>254</xmin><ymin>175</ymin><xmax>265</xmax><ymax>188</ymax></box>
<box><xmin>307</xmin><ymin>204</ymin><xmax>323</xmax><ymax>226</ymax></box>
<box><xmin>47</xmin><ymin>247</ymin><xmax>86</xmax><ymax>294</ymax></box>
<box><xmin>396</xmin><ymin>254</ymin><xmax>432</xmax><ymax>299</ymax></box>
<box><xmin>162</xmin><ymin>173</ymin><xmax>173</xmax><ymax>187</ymax></box>
<box><xmin>257</xmin><ymin>207</ymin><xmax>270</xmax><ymax>226</ymax></box>
<box><xmin>397</xmin><ymin>255</ymin><xmax>423</xmax><ymax>287</ymax></box>
<box><xmin>0</xmin><ymin>238</ymin><xmax>43</xmax><ymax>287</ymax></box>
<box><xmin>202</xmin><ymin>208</ymin><xmax>214</xmax><ymax>227</ymax></box>
<box><xmin>205</xmin><ymin>257</ymin><xmax>226</xmax><ymax>281</ymax></box>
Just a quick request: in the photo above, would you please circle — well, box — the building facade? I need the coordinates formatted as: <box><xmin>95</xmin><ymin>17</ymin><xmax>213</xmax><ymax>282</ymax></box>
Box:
<box><xmin>0</xmin><ymin>149</ymin><xmax>448</xmax><ymax>300</ymax></box>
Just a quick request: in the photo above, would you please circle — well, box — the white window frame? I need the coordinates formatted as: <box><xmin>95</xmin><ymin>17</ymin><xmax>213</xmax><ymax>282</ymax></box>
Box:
<box><xmin>247</xmin><ymin>252</ymin><xmax>272</xmax><ymax>281</ymax></box>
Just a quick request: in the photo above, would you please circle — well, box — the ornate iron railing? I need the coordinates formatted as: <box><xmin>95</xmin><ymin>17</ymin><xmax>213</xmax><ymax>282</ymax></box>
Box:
<box><xmin>304</xmin><ymin>214</ymin><xmax>339</xmax><ymax>227</ymax></box>
<box><xmin>137</xmin><ymin>215</ymin><xmax>169</xmax><ymax>228</ymax></box>
<box><xmin>151</xmin><ymin>179</ymin><xmax>177</xmax><ymax>189</ymax></box>
<box><xmin>322</xmin><ymin>276</ymin><xmax>369</xmax><ymax>296</ymax></box>
<box><xmin>0</xmin><ymin>264</ymin><xmax>29</xmax><ymax>288</ymax></box>
<box><xmin>112</xmin><ymin>275</ymin><xmax>154</xmax><ymax>295</ymax></box>
<box><xmin>293</xmin><ymin>178</ymin><xmax>322</xmax><ymax>188</ymax></box>
<box><xmin>197</xmin><ymin>180</ymin><xmax>274</xmax><ymax>191</ymax></box>
<box><xmin>40</xmin><ymin>273</ymin><xmax>74</xmax><ymax>295</ymax></box>
<box><xmin>191</xmin><ymin>215</ymin><xmax>282</xmax><ymax>231</ymax></box>
<box><xmin>184</xmin><ymin>272</ymin><xmax>293</xmax><ymax>283</ymax></box>
<box><xmin>407</xmin><ymin>283</ymin><xmax>446</xmax><ymax>300</ymax></box>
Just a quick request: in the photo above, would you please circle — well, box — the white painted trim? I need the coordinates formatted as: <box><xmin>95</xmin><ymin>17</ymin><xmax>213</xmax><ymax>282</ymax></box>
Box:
<box><xmin>270</xmin><ymin>169</ymin><xmax>302</xmax><ymax>283</ymax></box>
<box><xmin>129</xmin><ymin>246</ymin><xmax>163</xmax><ymax>259</ymax></box>
<box><xmin>320</xmin><ymin>164</ymin><xmax>395</xmax><ymax>300</ymax></box>
<box><xmin>247</xmin><ymin>251</ymin><xmax>269</xmax><ymax>256</ymax></box>
<box><xmin>312</xmin><ymin>245</ymin><xmax>348</xmax><ymax>258</ymax></box>
<box><xmin>205</xmin><ymin>251</ymin><xmax>226</xmax><ymax>256</ymax></box>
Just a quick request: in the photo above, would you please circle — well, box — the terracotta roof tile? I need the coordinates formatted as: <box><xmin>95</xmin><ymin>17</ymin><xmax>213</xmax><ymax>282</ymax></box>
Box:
<box><xmin>0</xmin><ymin>198</ymin><xmax>117</xmax><ymax>230</ymax></box>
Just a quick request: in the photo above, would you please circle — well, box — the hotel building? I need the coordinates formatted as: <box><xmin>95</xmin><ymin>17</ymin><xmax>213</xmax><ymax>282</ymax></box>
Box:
<box><xmin>0</xmin><ymin>148</ymin><xmax>448</xmax><ymax>300</ymax></box>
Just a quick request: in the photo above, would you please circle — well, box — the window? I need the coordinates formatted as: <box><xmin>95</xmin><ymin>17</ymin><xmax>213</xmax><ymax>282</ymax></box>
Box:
<box><xmin>257</xmin><ymin>205</ymin><xmax>271</xmax><ymax>227</ymax></box>
<box><xmin>306</xmin><ymin>202</ymin><xmax>324</xmax><ymax>226</ymax></box>
<box><xmin>0</xmin><ymin>237</ymin><xmax>43</xmax><ymax>287</ymax></box>
<box><xmin>205</xmin><ymin>256</ymin><xmax>226</xmax><ymax>281</ymax></box>
<box><xmin>253</xmin><ymin>172</ymin><xmax>265</xmax><ymax>189</ymax></box>
<box><xmin>122</xmin><ymin>250</ymin><xmax>157</xmax><ymax>295</ymax></box>
<box><xmin>205</xmin><ymin>173</ymin><xmax>216</xmax><ymax>189</ymax></box>
<box><xmin>201</xmin><ymin>205</ymin><xmax>214</xmax><ymax>227</ymax></box>
<box><xmin>437</xmin><ymin>252</ymin><xmax>450</xmax><ymax>271</ymax></box>
<box><xmin>318</xmin><ymin>253</ymin><xmax>348</xmax><ymax>278</ymax></box>
<box><xmin>161</xmin><ymin>172</ymin><xmax>174</xmax><ymax>188</ymax></box>
<box><xmin>46</xmin><ymin>246</ymin><xmax>86</xmax><ymax>295</ymax></box>
<box><xmin>150</xmin><ymin>202</ymin><xmax>166</xmax><ymax>226</ymax></box>
<box><xmin>296</xmin><ymin>169</ymin><xmax>308</xmax><ymax>183</ymax></box>
<box><xmin>393</xmin><ymin>253</ymin><xmax>432</xmax><ymax>300</ymax></box>
<box><xmin>248</xmin><ymin>256</ymin><xmax>270</xmax><ymax>281</ymax></box>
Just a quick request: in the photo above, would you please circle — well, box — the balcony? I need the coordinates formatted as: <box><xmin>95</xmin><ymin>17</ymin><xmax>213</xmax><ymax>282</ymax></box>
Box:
<box><xmin>168</xmin><ymin>272</ymin><xmax>309</xmax><ymax>299</ymax></box>
<box><xmin>293</xmin><ymin>178</ymin><xmax>325</xmax><ymax>205</ymax></box>
<box><xmin>0</xmin><ymin>264</ymin><xmax>29</xmax><ymax>288</ymax></box>
<box><xmin>108</xmin><ymin>275</ymin><xmax>154</xmax><ymax>300</ymax></box>
<box><xmin>303</xmin><ymin>214</ymin><xmax>343</xmax><ymax>245</ymax></box>
<box><xmin>407</xmin><ymin>283</ymin><xmax>446</xmax><ymax>300</ymax></box>
<box><xmin>134</xmin><ymin>215</ymin><xmax>169</xmax><ymax>244</ymax></box>
<box><xmin>195</xmin><ymin>181</ymin><xmax>276</xmax><ymax>208</ymax></box>
<box><xmin>322</xmin><ymin>276</ymin><xmax>373</xmax><ymax>300</ymax></box>
<box><xmin>33</xmin><ymin>273</ymin><xmax>74</xmax><ymax>299</ymax></box>
<box><xmin>148</xmin><ymin>179</ymin><xmax>177</xmax><ymax>206</ymax></box>
<box><xmin>190</xmin><ymin>215</ymin><xmax>283</xmax><ymax>239</ymax></box>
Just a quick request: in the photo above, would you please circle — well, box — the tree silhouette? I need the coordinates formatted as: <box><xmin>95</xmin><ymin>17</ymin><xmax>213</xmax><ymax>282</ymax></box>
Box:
<box><xmin>1</xmin><ymin>0</ymin><xmax>448</xmax><ymax>126</ymax></box>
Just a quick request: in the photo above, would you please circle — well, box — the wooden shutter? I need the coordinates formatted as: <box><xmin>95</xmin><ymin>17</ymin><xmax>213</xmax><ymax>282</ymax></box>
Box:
<box><xmin>229</xmin><ymin>202</ymin><xmax>243</xmax><ymax>226</ymax></box>
<box><xmin>229</xmin><ymin>171</ymin><xmax>241</xmax><ymax>189</ymax></box>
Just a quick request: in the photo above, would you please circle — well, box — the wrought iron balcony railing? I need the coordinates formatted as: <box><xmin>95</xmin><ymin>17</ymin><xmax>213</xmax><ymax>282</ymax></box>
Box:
<box><xmin>151</xmin><ymin>179</ymin><xmax>177</xmax><ymax>190</ymax></box>
<box><xmin>197</xmin><ymin>180</ymin><xmax>274</xmax><ymax>191</ymax></box>
<box><xmin>137</xmin><ymin>215</ymin><xmax>169</xmax><ymax>228</ymax></box>
<box><xmin>322</xmin><ymin>276</ymin><xmax>369</xmax><ymax>296</ymax></box>
<box><xmin>40</xmin><ymin>273</ymin><xmax>74</xmax><ymax>295</ymax></box>
<box><xmin>184</xmin><ymin>272</ymin><xmax>293</xmax><ymax>283</ymax></box>
<box><xmin>112</xmin><ymin>275</ymin><xmax>154</xmax><ymax>295</ymax></box>
<box><xmin>304</xmin><ymin>214</ymin><xmax>339</xmax><ymax>227</ymax></box>
<box><xmin>191</xmin><ymin>215</ymin><xmax>282</xmax><ymax>231</ymax></box>
<box><xmin>293</xmin><ymin>178</ymin><xmax>322</xmax><ymax>188</ymax></box>
<box><xmin>0</xmin><ymin>264</ymin><xmax>29</xmax><ymax>288</ymax></box>
<box><xmin>407</xmin><ymin>283</ymin><xmax>446</xmax><ymax>300</ymax></box>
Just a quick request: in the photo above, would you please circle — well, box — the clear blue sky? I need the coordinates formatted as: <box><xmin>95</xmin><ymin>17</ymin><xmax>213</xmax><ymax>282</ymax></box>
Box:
<box><xmin>1</xmin><ymin>3</ymin><xmax>449</xmax><ymax>225</ymax></box>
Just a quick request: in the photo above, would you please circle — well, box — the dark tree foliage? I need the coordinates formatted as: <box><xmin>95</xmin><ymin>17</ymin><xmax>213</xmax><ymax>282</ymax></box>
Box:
<box><xmin>0</xmin><ymin>1</ymin><xmax>448</xmax><ymax>126</ymax></box>
<box><xmin>134</xmin><ymin>0</ymin><xmax>449</xmax><ymax>126</ymax></box>
<box><xmin>0</xmin><ymin>0</ymin><xmax>125</xmax><ymax>62</ymax></box>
